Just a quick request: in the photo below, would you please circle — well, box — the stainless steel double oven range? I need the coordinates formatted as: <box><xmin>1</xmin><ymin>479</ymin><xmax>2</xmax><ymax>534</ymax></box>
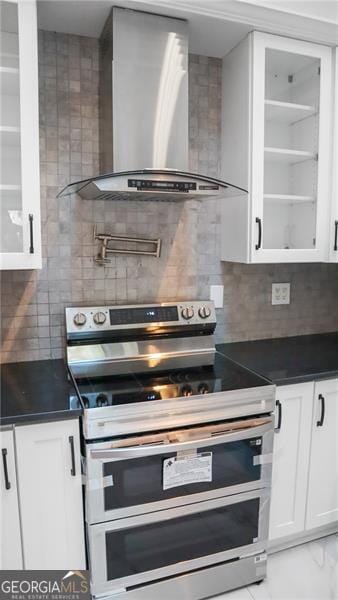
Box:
<box><xmin>66</xmin><ymin>301</ymin><xmax>275</xmax><ymax>600</ymax></box>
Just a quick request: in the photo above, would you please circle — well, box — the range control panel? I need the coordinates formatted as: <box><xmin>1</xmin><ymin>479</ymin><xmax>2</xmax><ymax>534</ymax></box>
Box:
<box><xmin>66</xmin><ymin>301</ymin><xmax>216</xmax><ymax>335</ymax></box>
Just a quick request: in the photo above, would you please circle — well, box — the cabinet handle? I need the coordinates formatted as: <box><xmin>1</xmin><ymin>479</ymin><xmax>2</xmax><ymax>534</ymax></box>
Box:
<box><xmin>69</xmin><ymin>436</ymin><xmax>76</xmax><ymax>476</ymax></box>
<box><xmin>255</xmin><ymin>217</ymin><xmax>262</xmax><ymax>250</ymax></box>
<box><xmin>317</xmin><ymin>394</ymin><xmax>325</xmax><ymax>427</ymax></box>
<box><xmin>2</xmin><ymin>448</ymin><xmax>11</xmax><ymax>490</ymax></box>
<box><xmin>334</xmin><ymin>221</ymin><xmax>338</xmax><ymax>251</ymax></box>
<box><xmin>29</xmin><ymin>214</ymin><xmax>34</xmax><ymax>254</ymax></box>
<box><xmin>275</xmin><ymin>400</ymin><xmax>282</xmax><ymax>432</ymax></box>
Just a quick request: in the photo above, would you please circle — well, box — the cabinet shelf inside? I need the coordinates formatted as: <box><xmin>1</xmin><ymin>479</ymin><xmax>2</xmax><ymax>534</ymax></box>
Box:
<box><xmin>264</xmin><ymin>194</ymin><xmax>315</xmax><ymax>204</ymax></box>
<box><xmin>0</xmin><ymin>31</ymin><xmax>19</xmax><ymax>68</ymax></box>
<box><xmin>264</xmin><ymin>147</ymin><xmax>315</xmax><ymax>164</ymax></box>
<box><xmin>0</xmin><ymin>66</ymin><xmax>19</xmax><ymax>95</ymax></box>
<box><xmin>265</xmin><ymin>99</ymin><xmax>316</xmax><ymax>124</ymax></box>
<box><xmin>0</xmin><ymin>126</ymin><xmax>20</xmax><ymax>146</ymax></box>
<box><xmin>0</xmin><ymin>185</ymin><xmax>21</xmax><ymax>192</ymax></box>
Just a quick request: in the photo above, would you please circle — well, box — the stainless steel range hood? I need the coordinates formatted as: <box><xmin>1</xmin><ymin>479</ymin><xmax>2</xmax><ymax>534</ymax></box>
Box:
<box><xmin>58</xmin><ymin>168</ymin><xmax>246</xmax><ymax>201</ymax></box>
<box><xmin>58</xmin><ymin>8</ymin><xmax>247</xmax><ymax>201</ymax></box>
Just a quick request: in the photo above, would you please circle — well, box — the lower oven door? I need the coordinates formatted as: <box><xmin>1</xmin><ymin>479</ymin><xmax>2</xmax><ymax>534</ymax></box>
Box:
<box><xmin>86</xmin><ymin>417</ymin><xmax>273</xmax><ymax>524</ymax></box>
<box><xmin>88</xmin><ymin>488</ymin><xmax>270</xmax><ymax>598</ymax></box>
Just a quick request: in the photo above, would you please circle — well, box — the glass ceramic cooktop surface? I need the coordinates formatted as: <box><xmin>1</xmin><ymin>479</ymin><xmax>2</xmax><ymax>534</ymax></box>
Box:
<box><xmin>70</xmin><ymin>352</ymin><xmax>270</xmax><ymax>410</ymax></box>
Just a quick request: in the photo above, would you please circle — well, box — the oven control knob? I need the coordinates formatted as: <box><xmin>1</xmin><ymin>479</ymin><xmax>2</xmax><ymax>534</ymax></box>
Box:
<box><xmin>93</xmin><ymin>311</ymin><xmax>106</xmax><ymax>325</ymax></box>
<box><xmin>181</xmin><ymin>385</ymin><xmax>193</xmax><ymax>397</ymax></box>
<box><xmin>181</xmin><ymin>307</ymin><xmax>194</xmax><ymax>320</ymax></box>
<box><xmin>73</xmin><ymin>312</ymin><xmax>87</xmax><ymax>327</ymax></box>
<box><xmin>198</xmin><ymin>306</ymin><xmax>211</xmax><ymax>319</ymax></box>
<box><xmin>96</xmin><ymin>393</ymin><xmax>109</xmax><ymax>407</ymax></box>
<box><xmin>198</xmin><ymin>383</ymin><xmax>209</xmax><ymax>395</ymax></box>
<box><xmin>81</xmin><ymin>395</ymin><xmax>90</xmax><ymax>408</ymax></box>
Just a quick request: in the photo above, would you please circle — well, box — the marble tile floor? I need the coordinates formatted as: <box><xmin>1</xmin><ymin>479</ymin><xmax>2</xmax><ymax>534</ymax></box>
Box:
<box><xmin>212</xmin><ymin>535</ymin><xmax>338</xmax><ymax>600</ymax></box>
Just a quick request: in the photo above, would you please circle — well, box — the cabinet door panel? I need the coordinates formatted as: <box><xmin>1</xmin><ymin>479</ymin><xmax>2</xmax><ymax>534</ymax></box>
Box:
<box><xmin>329</xmin><ymin>48</ymin><xmax>338</xmax><ymax>262</ymax></box>
<box><xmin>269</xmin><ymin>382</ymin><xmax>313</xmax><ymax>540</ymax></box>
<box><xmin>0</xmin><ymin>428</ymin><xmax>22</xmax><ymax>568</ymax></box>
<box><xmin>221</xmin><ymin>32</ymin><xmax>332</xmax><ymax>264</ymax></box>
<box><xmin>15</xmin><ymin>419</ymin><xmax>85</xmax><ymax>569</ymax></box>
<box><xmin>251</xmin><ymin>32</ymin><xmax>332</xmax><ymax>263</ymax></box>
<box><xmin>0</xmin><ymin>0</ymin><xmax>41</xmax><ymax>270</ymax></box>
<box><xmin>306</xmin><ymin>379</ymin><xmax>338</xmax><ymax>529</ymax></box>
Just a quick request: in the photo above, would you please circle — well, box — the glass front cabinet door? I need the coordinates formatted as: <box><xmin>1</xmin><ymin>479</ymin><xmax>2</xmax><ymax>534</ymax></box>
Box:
<box><xmin>329</xmin><ymin>47</ymin><xmax>338</xmax><ymax>263</ymax></box>
<box><xmin>221</xmin><ymin>32</ymin><xmax>332</xmax><ymax>263</ymax></box>
<box><xmin>0</xmin><ymin>0</ymin><xmax>41</xmax><ymax>269</ymax></box>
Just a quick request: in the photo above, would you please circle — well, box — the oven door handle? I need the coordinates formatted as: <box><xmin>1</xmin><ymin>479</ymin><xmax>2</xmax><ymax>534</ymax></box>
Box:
<box><xmin>89</xmin><ymin>421</ymin><xmax>272</xmax><ymax>459</ymax></box>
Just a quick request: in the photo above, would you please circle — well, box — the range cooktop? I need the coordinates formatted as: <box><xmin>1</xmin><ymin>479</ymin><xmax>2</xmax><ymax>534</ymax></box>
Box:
<box><xmin>69</xmin><ymin>352</ymin><xmax>270</xmax><ymax>410</ymax></box>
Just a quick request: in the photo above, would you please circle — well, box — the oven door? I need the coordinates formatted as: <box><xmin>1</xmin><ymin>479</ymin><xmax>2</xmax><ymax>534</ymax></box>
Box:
<box><xmin>88</xmin><ymin>487</ymin><xmax>270</xmax><ymax>598</ymax></box>
<box><xmin>86</xmin><ymin>417</ymin><xmax>273</xmax><ymax>524</ymax></box>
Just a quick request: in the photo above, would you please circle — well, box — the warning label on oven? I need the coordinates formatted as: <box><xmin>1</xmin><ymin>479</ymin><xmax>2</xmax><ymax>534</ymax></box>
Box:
<box><xmin>163</xmin><ymin>452</ymin><xmax>212</xmax><ymax>490</ymax></box>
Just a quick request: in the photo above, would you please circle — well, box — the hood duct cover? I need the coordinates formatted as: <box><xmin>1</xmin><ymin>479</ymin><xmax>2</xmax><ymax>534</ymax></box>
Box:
<box><xmin>58</xmin><ymin>8</ymin><xmax>247</xmax><ymax>201</ymax></box>
<box><xmin>101</xmin><ymin>7</ymin><xmax>189</xmax><ymax>175</ymax></box>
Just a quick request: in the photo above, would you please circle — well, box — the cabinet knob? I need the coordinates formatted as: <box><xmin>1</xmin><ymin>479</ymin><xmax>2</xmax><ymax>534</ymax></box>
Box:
<box><xmin>69</xmin><ymin>436</ymin><xmax>76</xmax><ymax>477</ymax></box>
<box><xmin>316</xmin><ymin>394</ymin><xmax>325</xmax><ymax>427</ymax></box>
<box><xmin>2</xmin><ymin>448</ymin><xmax>11</xmax><ymax>490</ymax></box>
<box><xmin>255</xmin><ymin>217</ymin><xmax>262</xmax><ymax>250</ymax></box>
<box><xmin>29</xmin><ymin>214</ymin><xmax>34</xmax><ymax>254</ymax></box>
<box><xmin>275</xmin><ymin>400</ymin><xmax>282</xmax><ymax>432</ymax></box>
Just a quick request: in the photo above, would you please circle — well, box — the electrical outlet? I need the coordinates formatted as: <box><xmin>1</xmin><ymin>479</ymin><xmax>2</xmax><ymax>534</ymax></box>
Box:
<box><xmin>272</xmin><ymin>283</ymin><xmax>290</xmax><ymax>305</ymax></box>
<box><xmin>210</xmin><ymin>285</ymin><xmax>224</xmax><ymax>308</ymax></box>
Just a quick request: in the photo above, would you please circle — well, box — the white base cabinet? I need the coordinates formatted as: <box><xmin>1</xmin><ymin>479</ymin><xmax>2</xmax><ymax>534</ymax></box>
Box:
<box><xmin>0</xmin><ymin>429</ymin><xmax>23</xmax><ymax>569</ymax></box>
<box><xmin>269</xmin><ymin>382</ymin><xmax>314</xmax><ymax>540</ymax></box>
<box><xmin>1</xmin><ymin>419</ymin><xmax>85</xmax><ymax>570</ymax></box>
<box><xmin>306</xmin><ymin>379</ymin><xmax>338</xmax><ymax>529</ymax></box>
<box><xmin>15</xmin><ymin>419</ymin><xmax>86</xmax><ymax>569</ymax></box>
<box><xmin>269</xmin><ymin>378</ymin><xmax>338</xmax><ymax>544</ymax></box>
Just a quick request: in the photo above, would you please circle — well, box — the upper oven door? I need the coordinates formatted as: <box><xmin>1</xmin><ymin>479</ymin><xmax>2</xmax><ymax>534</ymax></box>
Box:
<box><xmin>85</xmin><ymin>417</ymin><xmax>273</xmax><ymax>524</ymax></box>
<box><xmin>88</xmin><ymin>487</ymin><xmax>270</xmax><ymax>598</ymax></box>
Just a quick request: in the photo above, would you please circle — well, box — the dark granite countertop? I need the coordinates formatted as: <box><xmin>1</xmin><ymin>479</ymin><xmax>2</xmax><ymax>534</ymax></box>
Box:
<box><xmin>217</xmin><ymin>332</ymin><xmax>338</xmax><ymax>386</ymax></box>
<box><xmin>2</xmin><ymin>332</ymin><xmax>338</xmax><ymax>424</ymax></box>
<box><xmin>0</xmin><ymin>359</ymin><xmax>82</xmax><ymax>426</ymax></box>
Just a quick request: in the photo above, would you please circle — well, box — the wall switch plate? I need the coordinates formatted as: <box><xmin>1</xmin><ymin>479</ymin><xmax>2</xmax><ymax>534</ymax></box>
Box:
<box><xmin>272</xmin><ymin>283</ymin><xmax>290</xmax><ymax>305</ymax></box>
<box><xmin>210</xmin><ymin>285</ymin><xmax>224</xmax><ymax>308</ymax></box>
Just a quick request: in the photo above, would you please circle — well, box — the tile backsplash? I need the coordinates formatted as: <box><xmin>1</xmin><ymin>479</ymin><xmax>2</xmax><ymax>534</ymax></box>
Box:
<box><xmin>1</xmin><ymin>32</ymin><xmax>338</xmax><ymax>363</ymax></box>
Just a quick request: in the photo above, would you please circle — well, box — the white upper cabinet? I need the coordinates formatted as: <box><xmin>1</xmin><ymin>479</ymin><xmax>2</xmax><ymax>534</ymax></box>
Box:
<box><xmin>221</xmin><ymin>32</ymin><xmax>332</xmax><ymax>263</ymax></box>
<box><xmin>0</xmin><ymin>0</ymin><xmax>41</xmax><ymax>269</ymax></box>
<box><xmin>329</xmin><ymin>48</ymin><xmax>338</xmax><ymax>262</ymax></box>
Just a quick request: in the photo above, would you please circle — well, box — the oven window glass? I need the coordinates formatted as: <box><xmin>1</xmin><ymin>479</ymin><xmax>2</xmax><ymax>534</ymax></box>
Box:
<box><xmin>105</xmin><ymin>498</ymin><xmax>259</xmax><ymax>581</ymax></box>
<box><xmin>103</xmin><ymin>437</ymin><xmax>262</xmax><ymax>511</ymax></box>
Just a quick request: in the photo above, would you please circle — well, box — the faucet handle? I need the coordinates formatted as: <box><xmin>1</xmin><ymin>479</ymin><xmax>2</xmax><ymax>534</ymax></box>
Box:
<box><xmin>94</xmin><ymin>255</ymin><xmax>111</xmax><ymax>266</ymax></box>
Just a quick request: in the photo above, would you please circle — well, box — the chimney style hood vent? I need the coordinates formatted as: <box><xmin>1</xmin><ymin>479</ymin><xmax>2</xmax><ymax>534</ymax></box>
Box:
<box><xmin>58</xmin><ymin>8</ymin><xmax>247</xmax><ymax>201</ymax></box>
